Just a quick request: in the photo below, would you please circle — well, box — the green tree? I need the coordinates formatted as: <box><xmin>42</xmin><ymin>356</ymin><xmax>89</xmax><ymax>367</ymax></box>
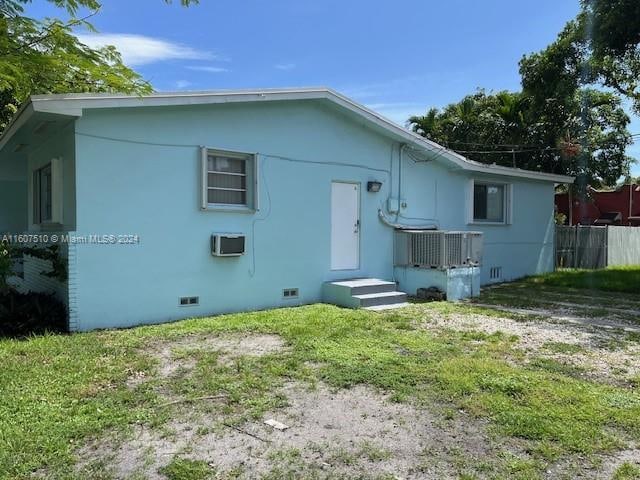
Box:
<box><xmin>517</xmin><ymin>0</ymin><xmax>640</xmax><ymax>114</ymax></box>
<box><xmin>0</xmin><ymin>0</ymin><xmax>197</xmax><ymax>131</ymax></box>
<box><xmin>410</xmin><ymin>4</ymin><xmax>636</xmax><ymax>189</ymax></box>
<box><xmin>518</xmin><ymin>15</ymin><xmax>633</xmax><ymax>187</ymax></box>
<box><xmin>409</xmin><ymin>87</ymin><xmax>631</xmax><ymax>187</ymax></box>
<box><xmin>581</xmin><ymin>0</ymin><xmax>640</xmax><ymax>113</ymax></box>
<box><xmin>410</xmin><ymin>90</ymin><xmax>532</xmax><ymax>168</ymax></box>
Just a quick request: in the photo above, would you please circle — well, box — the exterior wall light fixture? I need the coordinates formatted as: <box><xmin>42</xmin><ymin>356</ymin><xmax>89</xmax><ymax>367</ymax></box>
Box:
<box><xmin>367</xmin><ymin>181</ymin><xmax>382</xmax><ymax>192</ymax></box>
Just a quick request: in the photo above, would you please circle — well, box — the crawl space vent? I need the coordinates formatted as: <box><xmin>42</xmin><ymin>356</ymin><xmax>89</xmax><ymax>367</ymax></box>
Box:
<box><xmin>179</xmin><ymin>296</ymin><xmax>199</xmax><ymax>306</ymax></box>
<box><xmin>489</xmin><ymin>267</ymin><xmax>502</xmax><ymax>280</ymax></box>
<box><xmin>283</xmin><ymin>288</ymin><xmax>299</xmax><ymax>299</ymax></box>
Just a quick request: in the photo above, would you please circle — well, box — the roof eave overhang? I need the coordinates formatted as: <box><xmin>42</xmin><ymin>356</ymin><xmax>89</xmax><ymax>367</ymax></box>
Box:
<box><xmin>2</xmin><ymin>88</ymin><xmax>576</xmax><ymax>184</ymax></box>
<box><xmin>435</xmin><ymin>159</ymin><xmax>575</xmax><ymax>184</ymax></box>
<box><xmin>0</xmin><ymin>99</ymin><xmax>82</xmax><ymax>153</ymax></box>
<box><xmin>0</xmin><ymin>102</ymin><xmax>34</xmax><ymax>152</ymax></box>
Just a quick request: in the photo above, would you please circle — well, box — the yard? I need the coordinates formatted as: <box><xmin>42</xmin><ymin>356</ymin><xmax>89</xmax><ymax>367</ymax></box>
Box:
<box><xmin>1</xmin><ymin>269</ymin><xmax>640</xmax><ymax>480</ymax></box>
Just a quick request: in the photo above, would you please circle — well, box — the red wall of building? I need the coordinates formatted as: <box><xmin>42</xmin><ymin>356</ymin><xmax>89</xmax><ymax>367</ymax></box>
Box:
<box><xmin>555</xmin><ymin>184</ymin><xmax>640</xmax><ymax>225</ymax></box>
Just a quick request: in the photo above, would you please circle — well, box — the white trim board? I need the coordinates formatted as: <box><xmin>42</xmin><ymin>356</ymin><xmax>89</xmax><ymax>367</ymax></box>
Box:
<box><xmin>0</xmin><ymin>88</ymin><xmax>574</xmax><ymax>184</ymax></box>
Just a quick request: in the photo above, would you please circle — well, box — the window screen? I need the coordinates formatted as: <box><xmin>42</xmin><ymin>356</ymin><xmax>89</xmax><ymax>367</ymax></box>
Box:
<box><xmin>473</xmin><ymin>183</ymin><xmax>505</xmax><ymax>222</ymax></box>
<box><xmin>206</xmin><ymin>152</ymin><xmax>252</xmax><ymax>206</ymax></box>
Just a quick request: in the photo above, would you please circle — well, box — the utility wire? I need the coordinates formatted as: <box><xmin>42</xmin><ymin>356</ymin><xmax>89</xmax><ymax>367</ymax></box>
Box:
<box><xmin>441</xmin><ymin>140</ymin><xmax>557</xmax><ymax>149</ymax></box>
<box><xmin>454</xmin><ymin>147</ymin><xmax>563</xmax><ymax>155</ymax></box>
<box><xmin>420</xmin><ymin>132</ymin><xmax>640</xmax><ymax>152</ymax></box>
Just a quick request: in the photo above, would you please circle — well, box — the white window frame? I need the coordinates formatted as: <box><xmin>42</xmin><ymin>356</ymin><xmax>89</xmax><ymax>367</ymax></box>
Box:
<box><xmin>468</xmin><ymin>179</ymin><xmax>512</xmax><ymax>225</ymax></box>
<box><xmin>200</xmin><ymin>147</ymin><xmax>258</xmax><ymax>212</ymax></box>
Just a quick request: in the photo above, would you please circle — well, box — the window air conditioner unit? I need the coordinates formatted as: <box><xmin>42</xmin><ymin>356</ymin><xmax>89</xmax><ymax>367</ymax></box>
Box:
<box><xmin>211</xmin><ymin>234</ymin><xmax>245</xmax><ymax>256</ymax></box>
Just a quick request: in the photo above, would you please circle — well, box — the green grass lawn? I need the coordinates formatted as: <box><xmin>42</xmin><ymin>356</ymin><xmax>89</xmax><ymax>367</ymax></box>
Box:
<box><xmin>524</xmin><ymin>266</ymin><xmax>640</xmax><ymax>294</ymax></box>
<box><xmin>1</xmin><ymin>303</ymin><xmax>639</xmax><ymax>479</ymax></box>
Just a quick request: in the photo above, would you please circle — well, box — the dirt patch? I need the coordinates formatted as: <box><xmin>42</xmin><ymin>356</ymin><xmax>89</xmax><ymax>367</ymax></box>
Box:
<box><xmin>433</xmin><ymin>312</ymin><xmax>592</xmax><ymax>350</ymax></box>
<box><xmin>198</xmin><ymin>382</ymin><xmax>508</xmax><ymax>478</ymax></box>
<box><xmin>76</xmin><ymin>382</ymin><xmax>533</xmax><ymax>479</ymax></box>
<box><xmin>425</xmin><ymin>312</ymin><xmax>640</xmax><ymax>385</ymax></box>
<box><xmin>531</xmin><ymin>346</ymin><xmax>640</xmax><ymax>385</ymax></box>
<box><xmin>126</xmin><ymin>333</ymin><xmax>287</xmax><ymax>387</ymax></box>
<box><xmin>197</xmin><ymin>333</ymin><xmax>287</xmax><ymax>365</ymax></box>
<box><xmin>76</xmin><ymin>420</ymin><xmax>202</xmax><ymax>480</ymax></box>
<box><xmin>598</xmin><ymin>447</ymin><xmax>640</xmax><ymax>479</ymax></box>
<box><xmin>472</xmin><ymin>302</ymin><xmax>640</xmax><ymax>332</ymax></box>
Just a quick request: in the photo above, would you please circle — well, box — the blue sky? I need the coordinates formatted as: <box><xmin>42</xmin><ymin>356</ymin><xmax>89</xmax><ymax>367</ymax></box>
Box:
<box><xmin>29</xmin><ymin>0</ymin><xmax>640</xmax><ymax>174</ymax></box>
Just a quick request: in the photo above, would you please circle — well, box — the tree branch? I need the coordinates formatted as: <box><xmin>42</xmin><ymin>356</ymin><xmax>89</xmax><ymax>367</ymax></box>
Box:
<box><xmin>6</xmin><ymin>9</ymin><xmax>99</xmax><ymax>55</ymax></box>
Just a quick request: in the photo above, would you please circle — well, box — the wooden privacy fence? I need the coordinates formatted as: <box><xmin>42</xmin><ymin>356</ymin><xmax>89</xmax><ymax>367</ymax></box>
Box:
<box><xmin>555</xmin><ymin>225</ymin><xmax>640</xmax><ymax>269</ymax></box>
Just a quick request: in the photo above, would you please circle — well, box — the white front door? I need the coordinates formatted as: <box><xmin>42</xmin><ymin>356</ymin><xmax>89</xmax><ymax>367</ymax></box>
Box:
<box><xmin>331</xmin><ymin>181</ymin><xmax>360</xmax><ymax>270</ymax></box>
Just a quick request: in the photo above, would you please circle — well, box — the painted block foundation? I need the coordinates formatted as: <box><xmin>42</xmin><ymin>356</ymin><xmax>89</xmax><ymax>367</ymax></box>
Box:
<box><xmin>394</xmin><ymin>266</ymin><xmax>481</xmax><ymax>301</ymax></box>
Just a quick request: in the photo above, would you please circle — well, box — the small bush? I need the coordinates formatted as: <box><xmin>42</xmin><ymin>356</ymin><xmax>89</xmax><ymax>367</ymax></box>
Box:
<box><xmin>0</xmin><ymin>290</ymin><xmax>67</xmax><ymax>337</ymax></box>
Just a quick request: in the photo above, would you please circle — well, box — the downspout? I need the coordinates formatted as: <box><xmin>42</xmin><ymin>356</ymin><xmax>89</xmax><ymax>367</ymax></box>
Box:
<box><xmin>397</xmin><ymin>143</ymin><xmax>405</xmax><ymax>220</ymax></box>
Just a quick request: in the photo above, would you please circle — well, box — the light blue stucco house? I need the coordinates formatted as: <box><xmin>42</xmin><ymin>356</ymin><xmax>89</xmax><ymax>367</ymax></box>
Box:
<box><xmin>0</xmin><ymin>88</ymin><xmax>573</xmax><ymax>331</ymax></box>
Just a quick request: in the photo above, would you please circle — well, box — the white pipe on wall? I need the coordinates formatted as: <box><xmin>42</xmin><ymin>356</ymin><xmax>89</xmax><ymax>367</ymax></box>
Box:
<box><xmin>378</xmin><ymin>208</ymin><xmax>437</xmax><ymax>230</ymax></box>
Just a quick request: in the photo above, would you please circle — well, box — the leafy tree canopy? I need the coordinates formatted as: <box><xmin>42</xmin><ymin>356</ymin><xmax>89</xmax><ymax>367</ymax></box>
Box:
<box><xmin>409</xmin><ymin>89</ymin><xmax>631</xmax><ymax>188</ymax></box>
<box><xmin>0</xmin><ymin>0</ymin><xmax>197</xmax><ymax>131</ymax></box>
<box><xmin>581</xmin><ymin>0</ymin><xmax>640</xmax><ymax>112</ymax></box>
<box><xmin>410</xmin><ymin>0</ymin><xmax>639</xmax><ymax>189</ymax></box>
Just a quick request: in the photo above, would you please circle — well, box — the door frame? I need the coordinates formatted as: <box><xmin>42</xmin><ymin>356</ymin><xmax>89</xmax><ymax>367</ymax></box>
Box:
<box><xmin>330</xmin><ymin>180</ymin><xmax>361</xmax><ymax>271</ymax></box>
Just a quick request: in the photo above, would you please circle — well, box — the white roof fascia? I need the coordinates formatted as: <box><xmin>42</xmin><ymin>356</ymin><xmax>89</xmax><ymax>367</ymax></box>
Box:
<box><xmin>29</xmin><ymin>88</ymin><xmax>328</xmax><ymax>113</ymax></box>
<box><xmin>5</xmin><ymin>88</ymin><xmax>574</xmax><ymax>183</ymax></box>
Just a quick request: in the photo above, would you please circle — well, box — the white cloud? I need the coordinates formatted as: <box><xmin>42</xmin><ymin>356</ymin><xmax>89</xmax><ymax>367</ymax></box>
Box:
<box><xmin>175</xmin><ymin>80</ymin><xmax>193</xmax><ymax>89</ymax></box>
<box><xmin>275</xmin><ymin>63</ymin><xmax>296</xmax><ymax>71</ymax></box>
<box><xmin>338</xmin><ymin>75</ymin><xmax>451</xmax><ymax>126</ymax></box>
<box><xmin>77</xmin><ymin>33</ymin><xmax>215</xmax><ymax>66</ymax></box>
<box><xmin>187</xmin><ymin>65</ymin><xmax>230</xmax><ymax>73</ymax></box>
<box><xmin>341</xmin><ymin>75</ymin><xmax>432</xmax><ymax>100</ymax></box>
<box><xmin>365</xmin><ymin>102</ymin><xmax>425</xmax><ymax>126</ymax></box>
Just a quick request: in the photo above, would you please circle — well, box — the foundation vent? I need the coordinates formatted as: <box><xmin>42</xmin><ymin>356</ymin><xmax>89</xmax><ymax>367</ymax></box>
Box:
<box><xmin>283</xmin><ymin>288</ymin><xmax>299</xmax><ymax>299</ymax></box>
<box><xmin>179</xmin><ymin>296</ymin><xmax>199</xmax><ymax>306</ymax></box>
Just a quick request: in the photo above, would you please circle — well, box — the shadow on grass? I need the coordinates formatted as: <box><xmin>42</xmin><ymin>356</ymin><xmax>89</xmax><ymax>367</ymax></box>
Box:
<box><xmin>523</xmin><ymin>266</ymin><xmax>640</xmax><ymax>294</ymax></box>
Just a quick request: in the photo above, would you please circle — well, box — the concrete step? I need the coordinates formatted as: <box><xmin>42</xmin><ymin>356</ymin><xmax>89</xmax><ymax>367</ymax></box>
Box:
<box><xmin>322</xmin><ymin>278</ymin><xmax>408</xmax><ymax>310</ymax></box>
<box><xmin>364</xmin><ymin>302</ymin><xmax>410</xmax><ymax>311</ymax></box>
<box><xmin>352</xmin><ymin>291</ymin><xmax>408</xmax><ymax>308</ymax></box>
<box><xmin>328</xmin><ymin>278</ymin><xmax>397</xmax><ymax>295</ymax></box>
